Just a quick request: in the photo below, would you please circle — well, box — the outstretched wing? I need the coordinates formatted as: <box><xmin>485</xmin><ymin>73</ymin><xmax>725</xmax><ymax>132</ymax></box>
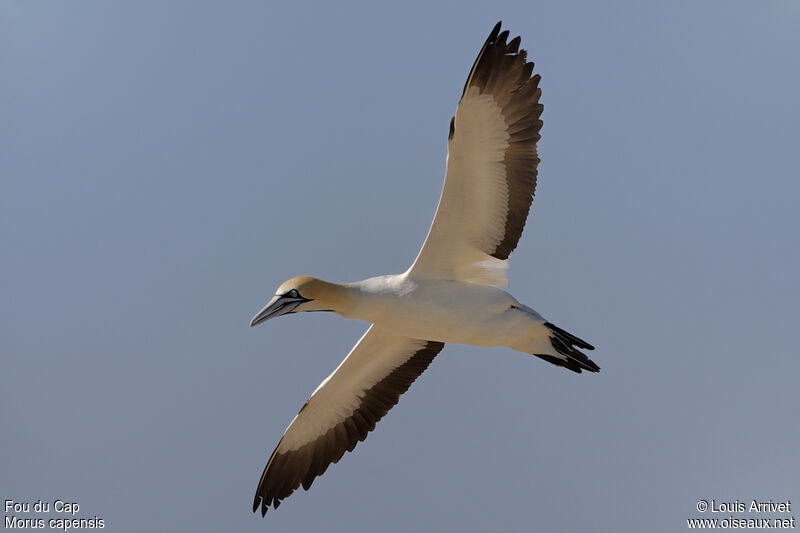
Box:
<box><xmin>253</xmin><ymin>326</ymin><xmax>445</xmax><ymax>515</ymax></box>
<box><xmin>409</xmin><ymin>22</ymin><xmax>543</xmax><ymax>287</ymax></box>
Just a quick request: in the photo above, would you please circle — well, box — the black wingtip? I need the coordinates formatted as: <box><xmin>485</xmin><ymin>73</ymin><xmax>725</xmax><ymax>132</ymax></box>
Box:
<box><xmin>496</xmin><ymin>30</ymin><xmax>510</xmax><ymax>47</ymax></box>
<box><xmin>462</xmin><ymin>21</ymin><xmax>507</xmax><ymax>97</ymax></box>
<box><xmin>253</xmin><ymin>494</ymin><xmax>268</xmax><ymax>516</ymax></box>
<box><xmin>490</xmin><ymin>21</ymin><xmax>502</xmax><ymax>40</ymax></box>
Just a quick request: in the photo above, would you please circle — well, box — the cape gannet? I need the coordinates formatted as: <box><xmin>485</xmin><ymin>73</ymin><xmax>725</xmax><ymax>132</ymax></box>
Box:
<box><xmin>249</xmin><ymin>22</ymin><xmax>599</xmax><ymax>516</ymax></box>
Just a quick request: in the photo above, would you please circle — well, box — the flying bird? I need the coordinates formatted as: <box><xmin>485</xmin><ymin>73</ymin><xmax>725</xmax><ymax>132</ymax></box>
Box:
<box><xmin>249</xmin><ymin>21</ymin><xmax>599</xmax><ymax>516</ymax></box>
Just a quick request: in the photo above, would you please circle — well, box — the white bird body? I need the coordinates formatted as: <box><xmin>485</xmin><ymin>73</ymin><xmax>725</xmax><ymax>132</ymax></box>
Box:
<box><xmin>248</xmin><ymin>22</ymin><xmax>599</xmax><ymax>516</ymax></box>
<box><xmin>339</xmin><ymin>273</ymin><xmax>548</xmax><ymax>351</ymax></box>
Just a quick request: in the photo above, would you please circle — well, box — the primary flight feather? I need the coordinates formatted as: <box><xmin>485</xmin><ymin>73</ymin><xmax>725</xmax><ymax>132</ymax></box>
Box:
<box><xmin>249</xmin><ymin>21</ymin><xmax>599</xmax><ymax>516</ymax></box>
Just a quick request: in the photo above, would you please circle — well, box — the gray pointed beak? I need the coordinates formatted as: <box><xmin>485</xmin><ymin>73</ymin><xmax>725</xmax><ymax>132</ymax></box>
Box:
<box><xmin>250</xmin><ymin>295</ymin><xmax>304</xmax><ymax>327</ymax></box>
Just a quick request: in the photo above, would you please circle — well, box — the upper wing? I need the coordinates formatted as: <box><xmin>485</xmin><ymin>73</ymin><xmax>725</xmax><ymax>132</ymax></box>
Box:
<box><xmin>409</xmin><ymin>22</ymin><xmax>543</xmax><ymax>287</ymax></box>
<box><xmin>253</xmin><ymin>325</ymin><xmax>445</xmax><ymax>515</ymax></box>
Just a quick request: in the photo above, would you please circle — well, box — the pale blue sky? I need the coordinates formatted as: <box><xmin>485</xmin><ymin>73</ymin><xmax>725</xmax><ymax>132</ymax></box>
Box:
<box><xmin>2</xmin><ymin>1</ymin><xmax>799</xmax><ymax>531</ymax></box>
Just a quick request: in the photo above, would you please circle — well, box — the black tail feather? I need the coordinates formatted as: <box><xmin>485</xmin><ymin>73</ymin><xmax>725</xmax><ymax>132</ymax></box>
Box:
<box><xmin>535</xmin><ymin>323</ymin><xmax>600</xmax><ymax>374</ymax></box>
<box><xmin>544</xmin><ymin>322</ymin><xmax>595</xmax><ymax>350</ymax></box>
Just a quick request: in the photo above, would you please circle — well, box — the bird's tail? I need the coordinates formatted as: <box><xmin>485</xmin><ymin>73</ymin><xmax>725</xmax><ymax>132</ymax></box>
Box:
<box><xmin>533</xmin><ymin>322</ymin><xmax>599</xmax><ymax>374</ymax></box>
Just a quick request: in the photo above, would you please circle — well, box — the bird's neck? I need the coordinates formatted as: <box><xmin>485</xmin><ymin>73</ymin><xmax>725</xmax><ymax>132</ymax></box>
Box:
<box><xmin>306</xmin><ymin>279</ymin><xmax>360</xmax><ymax>317</ymax></box>
<box><xmin>338</xmin><ymin>275</ymin><xmax>409</xmax><ymax>321</ymax></box>
<box><xmin>308</xmin><ymin>274</ymin><xmax>407</xmax><ymax>321</ymax></box>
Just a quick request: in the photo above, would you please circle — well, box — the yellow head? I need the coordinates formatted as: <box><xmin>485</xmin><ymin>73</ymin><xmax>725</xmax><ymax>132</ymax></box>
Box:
<box><xmin>249</xmin><ymin>276</ymin><xmax>351</xmax><ymax>327</ymax></box>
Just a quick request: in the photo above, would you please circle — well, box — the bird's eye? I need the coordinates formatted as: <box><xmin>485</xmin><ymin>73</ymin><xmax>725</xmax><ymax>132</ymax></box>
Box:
<box><xmin>289</xmin><ymin>289</ymin><xmax>299</xmax><ymax>298</ymax></box>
